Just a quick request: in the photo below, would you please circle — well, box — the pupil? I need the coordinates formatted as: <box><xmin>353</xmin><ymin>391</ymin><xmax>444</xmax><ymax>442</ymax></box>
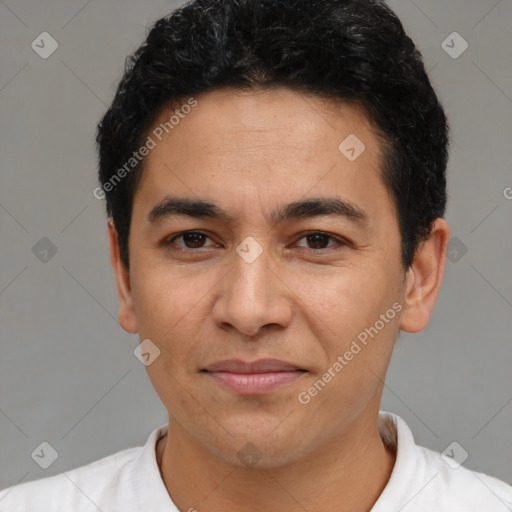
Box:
<box><xmin>184</xmin><ymin>233</ymin><xmax>205</xmax><ymax>248</ymax></box>
<box><xmin>307</xmin><ymin>234</ymin><xmax>328</xmax><ymax>249</ymax></box>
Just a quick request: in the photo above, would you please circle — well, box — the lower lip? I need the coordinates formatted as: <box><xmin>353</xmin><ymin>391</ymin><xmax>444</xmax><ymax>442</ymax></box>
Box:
<box><xmin>205</xmin><ymin>371</ymin><xmax>306</xmax><ymax>394</ymax></box>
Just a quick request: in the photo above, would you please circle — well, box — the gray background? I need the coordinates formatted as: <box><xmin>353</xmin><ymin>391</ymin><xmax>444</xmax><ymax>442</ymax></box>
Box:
<box><xmin>1</xmin><ymin>0</ymin><xmax>511</xmax><ymax>492</ymax></box>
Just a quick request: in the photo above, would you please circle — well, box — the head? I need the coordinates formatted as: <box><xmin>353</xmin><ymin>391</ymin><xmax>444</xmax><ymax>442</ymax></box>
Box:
<box><xmin>97</xmin><ymin>0</ymin><xmax>450</xmax><ymax>467</ymax></box>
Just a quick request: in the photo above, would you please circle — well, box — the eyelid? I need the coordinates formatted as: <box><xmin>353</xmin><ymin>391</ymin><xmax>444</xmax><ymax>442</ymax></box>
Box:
<box><xmin>293</xmin><ymin>230</ymin><xmax>347</xmax><ymax>248</ymax></box>
<box><xmin>163</xmin><ymin>230</ymin><xmax>218</xmax><ymax>249</ymax></box>
<box><xmin>161</xmin><ymin>230</ymin><xmax>348</xmax><ymax>252</ymax></box>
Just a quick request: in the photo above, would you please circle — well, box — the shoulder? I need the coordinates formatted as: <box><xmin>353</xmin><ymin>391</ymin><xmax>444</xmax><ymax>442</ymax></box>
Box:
<box><xmin>376</xmin><ymin>412</ymin><xmax>512</xmax><ymax>511</ymax></box>
<box><xmin>414</xmin><ymin>444</ymin><xmax>512</xmax><ymax>511</ymax></box>
<box><xmin>0</xmin><ymin>445</ymin><xmax>141</xmax><ymax>511</ymax></box>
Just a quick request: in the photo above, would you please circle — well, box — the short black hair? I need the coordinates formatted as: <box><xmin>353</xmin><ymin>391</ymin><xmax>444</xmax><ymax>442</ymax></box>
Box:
<box><xmin>96</xmin><ymin>0</ymin><xmax>449</xmax><ymax>270</ymax></box>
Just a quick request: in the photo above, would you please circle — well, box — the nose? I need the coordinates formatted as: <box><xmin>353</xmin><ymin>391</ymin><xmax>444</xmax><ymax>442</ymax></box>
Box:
<box><xmin>212</xmin><ymin>245</ymin><xmax>293</xmax><ymax>338</ymax></box>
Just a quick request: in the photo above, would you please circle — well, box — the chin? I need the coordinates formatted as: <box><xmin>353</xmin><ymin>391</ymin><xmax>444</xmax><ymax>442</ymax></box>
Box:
<box><xmin>202</xmin><ymin>418</ymin><xmax>314</xmax><ymax>469</ymax></box>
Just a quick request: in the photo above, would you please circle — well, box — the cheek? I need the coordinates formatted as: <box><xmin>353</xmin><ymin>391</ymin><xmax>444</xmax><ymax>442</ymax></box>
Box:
<box><xmin>287</xmin><ymin>263</ymin><xmax>398</xmax><ymax>383</ymax></box>
<box><xmin>284</xmin><ymin>261</ymin><xmax>388</xmax><ymax>339</ymax></box>
<box><xmin>301</xmin><ymin>322</ymin><xmax>396</xmax><ymax>426</ymax></box>
<box><xmin>131</xmin><ymin>266</ymin><xmax>218</xmax><ymax>382</ymax></box>
<box><xmin>131</xmin><ymin>265</ymin><xmax>206</xmax><ymax>336</ymax></box>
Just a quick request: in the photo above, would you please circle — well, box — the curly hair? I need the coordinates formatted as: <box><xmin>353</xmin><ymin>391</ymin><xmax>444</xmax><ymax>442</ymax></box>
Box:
<box><xmin>96</xmin><ymin>0</ymin><xmax>449</xmax><ymax>270</ymax></box>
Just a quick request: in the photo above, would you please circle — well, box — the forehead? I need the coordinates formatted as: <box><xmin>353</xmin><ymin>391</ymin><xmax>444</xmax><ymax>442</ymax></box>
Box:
<box><xmin>134</xmin><ymin>86</ymin><xmax>395</xmax><ymax>229</ymax></box>
<box><xmin>147</xmin><ymin>87</ymin><xmax>379</xmax><ymax>155</ymax></box>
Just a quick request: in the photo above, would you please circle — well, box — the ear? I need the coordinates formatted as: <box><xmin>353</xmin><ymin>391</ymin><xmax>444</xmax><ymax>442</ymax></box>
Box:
<box><xmin>107</xmin><ymin>219</ymin><xmax>138</xmax><ymax>333</ymax></box>
<box><xmin>399</xmin><ymin>218</ymin><xmax>450</xmax><ymax>333</ymax></box>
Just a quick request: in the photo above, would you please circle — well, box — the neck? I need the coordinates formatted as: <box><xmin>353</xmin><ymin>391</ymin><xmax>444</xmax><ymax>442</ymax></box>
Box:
<box><xmin>157</xmin><ymin>410</ymin><xmax>396</xmax><ymax>512</ymax></box>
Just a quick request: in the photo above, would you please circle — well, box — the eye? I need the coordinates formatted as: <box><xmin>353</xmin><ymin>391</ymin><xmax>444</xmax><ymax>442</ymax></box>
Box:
<box><xmin>294</xmin><ymin>232</ymin><xmax>346</xmax><ymax>251</ymax></box>
<box><xmin>161</xmin><ymin>230</ymin><xmax>347</xmax><ymax>253</ymax></box>
<box><xmin>162</xmin><ymin>231</ymin><xmax>218</xmax><ymax>250</ymax></box>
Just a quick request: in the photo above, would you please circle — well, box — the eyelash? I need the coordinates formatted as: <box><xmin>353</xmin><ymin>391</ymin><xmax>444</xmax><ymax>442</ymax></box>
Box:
<box><xmin>161</xmin><ymin>230</ymin><xmax>347</xmax><ymax>253</ymax></box>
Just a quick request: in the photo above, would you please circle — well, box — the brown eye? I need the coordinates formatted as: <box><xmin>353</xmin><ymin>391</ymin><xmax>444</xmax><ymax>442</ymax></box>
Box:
<box><xmin>163</xmin><ymin>231</ymin><xmax>217</xmax><ymax>250</ymax></box>
<box><xmin>178</xmin><ymin>232</ymin><xmax>208</xmax><ymax>248</ymax></box>
<box><xmin>305</xmin><ymin>233</ymin><xmax>332</xmax><ymax>249</ymax></box>
<box><xmin>295</xmin><ymin>232</ymin><xmax>343</xmax><ymax>251</ymax></box>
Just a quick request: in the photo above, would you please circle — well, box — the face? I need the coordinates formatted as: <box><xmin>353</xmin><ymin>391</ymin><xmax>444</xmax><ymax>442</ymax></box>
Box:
<box><xmin>110</xmin><ymin>87</ymin><xmax>431</xmax><ymax>467</ymax></box>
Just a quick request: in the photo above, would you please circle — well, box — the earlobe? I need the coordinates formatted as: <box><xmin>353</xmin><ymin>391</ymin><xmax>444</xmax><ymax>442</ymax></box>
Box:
<box><xmin>399</xmin><ymin>218</ymin><xmax>450</xmax><ymax>333</ymax></box>
<box><xmin>107</xmin><ymin>219</ymin><xmax>138</xmax><ymax>334</ymax></box>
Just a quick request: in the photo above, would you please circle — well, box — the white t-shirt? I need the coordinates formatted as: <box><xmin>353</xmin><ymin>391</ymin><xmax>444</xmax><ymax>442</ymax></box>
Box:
<box><xmin>1</xmin><ymin>411</ymin><xmax>511</xmax><ymax>511</ymax></box>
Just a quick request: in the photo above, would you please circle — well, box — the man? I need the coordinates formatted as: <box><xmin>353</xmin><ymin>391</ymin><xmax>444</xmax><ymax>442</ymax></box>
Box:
<box><xmin>1</xmin><ymin>0</ymin><xmax>511</xmax><ymax>510</ymax></box>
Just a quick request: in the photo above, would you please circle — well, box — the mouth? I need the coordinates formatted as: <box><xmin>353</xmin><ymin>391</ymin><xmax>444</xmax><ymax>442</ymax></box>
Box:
<box><xmin>201</xmin><ymin>358</ymin><xmax>307</xmax><ymax>394</ymax></box>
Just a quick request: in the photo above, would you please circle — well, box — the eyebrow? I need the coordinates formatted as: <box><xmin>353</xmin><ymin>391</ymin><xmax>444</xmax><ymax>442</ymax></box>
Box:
<box><xmin>148</xmin><ymin>196</ymin><xmax>369</xmax><ymax>226</ymax></box>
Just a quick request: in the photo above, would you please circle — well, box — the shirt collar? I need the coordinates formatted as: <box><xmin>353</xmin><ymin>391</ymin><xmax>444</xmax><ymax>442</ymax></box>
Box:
<box><xmin>371</xmin><ymin>410</ymin><xmax>419</xmax><ymax>511</ymax></box>
<box><xmin>130</xmin><ymin>423</ymin><xmax>176</xmax><ymax>510</ymax></box>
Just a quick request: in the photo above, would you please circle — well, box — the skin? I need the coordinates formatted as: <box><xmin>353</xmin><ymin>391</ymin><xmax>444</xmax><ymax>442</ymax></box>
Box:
<box><xmin>108</xmin><ymin>86</ymin><xmax>450</xmax><ymax>511</ymax></box>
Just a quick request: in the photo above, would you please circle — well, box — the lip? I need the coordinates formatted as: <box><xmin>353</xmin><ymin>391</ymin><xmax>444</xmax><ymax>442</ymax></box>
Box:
<box><xmin>204</xmin><ymin>358</ymin><xmax>303</xmax><ymax>373</ymax></box>
<box><xmin>202</xmin><ymin>358</ymin><xmax>307</xmax><ymax>394</ymax></box>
